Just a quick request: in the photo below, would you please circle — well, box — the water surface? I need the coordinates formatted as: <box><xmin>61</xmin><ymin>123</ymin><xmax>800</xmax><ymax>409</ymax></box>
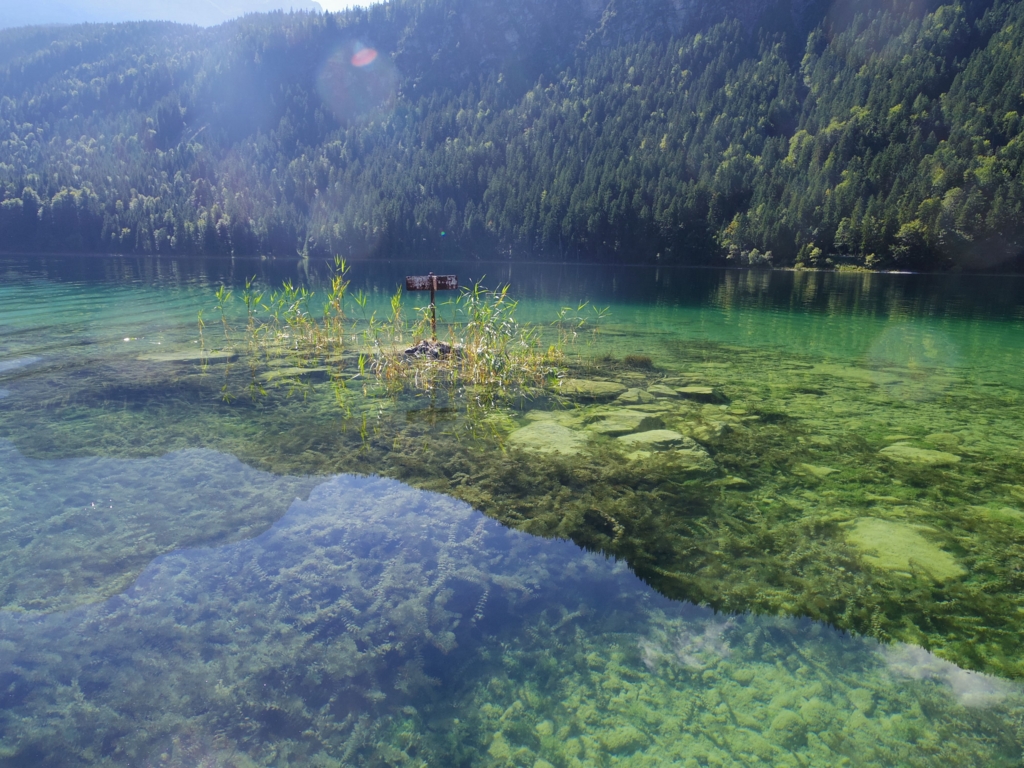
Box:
<box><xmin>2</xmin><ymin>254</ymin><xmax>1024</xmax><ymax>765</ymax></box>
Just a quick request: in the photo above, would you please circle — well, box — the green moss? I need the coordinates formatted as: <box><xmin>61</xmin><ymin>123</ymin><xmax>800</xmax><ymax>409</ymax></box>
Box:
<box><xmin>844</xmin><ymin>518</ymin><xmax>967</xmax><ymax>582</ymax></box>
<box><xmin>879</xmin><ymin>443</ymin><xmax>961</xmax><ymax>466</ymax></box>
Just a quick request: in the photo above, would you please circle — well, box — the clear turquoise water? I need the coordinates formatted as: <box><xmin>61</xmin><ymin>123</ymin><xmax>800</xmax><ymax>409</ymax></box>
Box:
<box><xmin>2</xmin><ymin>255</ymin><xmax>1024</xmax><ymax>766</ymax></box>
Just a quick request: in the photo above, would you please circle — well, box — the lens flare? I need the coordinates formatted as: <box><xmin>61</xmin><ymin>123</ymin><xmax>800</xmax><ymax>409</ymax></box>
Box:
<box><xmin>351</xmin><ymin>47</ymin><xmax>378</xmax><ymax>67</ymax></box>
<box><xmin>316</xmin><ymin>40</ymin><xmax>396</xmax><ymax>125</ymax></box>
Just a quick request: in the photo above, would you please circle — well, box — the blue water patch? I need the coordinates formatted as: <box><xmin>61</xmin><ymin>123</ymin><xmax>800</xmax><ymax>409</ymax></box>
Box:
<box><xmin>0</xmin><ymin>439</ymin><xmax>321</xmax><ymax>613</ymax></box>
<box><xmin>0</xmin><ymin>463</ymin><xmax>1020</xmax><ymax>766</ymax></box>
<box><xmin>0</xmin><ymin>356</ymin><xmax>41</xmax><ymax>373</ymax></box>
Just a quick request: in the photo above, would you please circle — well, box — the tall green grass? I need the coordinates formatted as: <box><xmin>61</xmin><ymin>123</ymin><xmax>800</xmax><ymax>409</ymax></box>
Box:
<box><xmin>203</xmin><ymin>258</ymin><xmax>607</xmax><ymax>407</ymax></box>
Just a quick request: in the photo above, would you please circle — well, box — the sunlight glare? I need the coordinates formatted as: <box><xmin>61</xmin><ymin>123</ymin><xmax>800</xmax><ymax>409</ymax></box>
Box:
<box><xmin>316</xmin><ymin>40</ymin><xmax>396</xmax><ymax>124</ymax></box>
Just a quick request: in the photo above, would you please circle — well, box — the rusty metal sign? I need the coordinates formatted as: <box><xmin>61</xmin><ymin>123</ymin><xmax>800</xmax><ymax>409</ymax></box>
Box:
<box><xmin>405</xmin><ymin>274</ymin><xmax>458</xmax><ymax>292</ymax></box>
<box><xmin>405</xmin><ymin>272</ymin><xmax>458</xmax><ymax>339</ymax></box>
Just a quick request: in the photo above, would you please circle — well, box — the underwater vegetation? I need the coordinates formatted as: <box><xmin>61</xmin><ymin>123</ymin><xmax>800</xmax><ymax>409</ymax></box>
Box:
<box><xmin>202</xmin><ymin>260</ymin><xmax>609</xmax><ymax>409</ymax></box>
<box><xmin>0</xmin><ymin>465</ymin><xmax>1020</xmax><ymax>767</ymax></box>
<box><xmin>622</xmin><ymin>354</ymin><xmax>655</xmax><ymax>370</ymax></box>
<box><xmin>0</xmin><ymin>441</ymin><xmax>319</xmax><ymax>612</ymax></box>
<box><xmin>3</xmin><ymin>262</ymin><xmax>1024</xmax><ymax>691</ymax></box>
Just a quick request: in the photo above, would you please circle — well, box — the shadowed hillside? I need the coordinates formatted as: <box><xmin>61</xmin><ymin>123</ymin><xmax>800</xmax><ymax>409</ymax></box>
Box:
<box><xmin>1</xmin><ymin>0</ymin><xmax>1023</xmax><ymax>270</ymax></box>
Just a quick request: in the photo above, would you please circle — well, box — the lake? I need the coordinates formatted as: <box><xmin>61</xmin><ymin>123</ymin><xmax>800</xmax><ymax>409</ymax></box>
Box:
<box><xmin>1</xmin><ymin>253</ymin><xmax>1023</xmax><ymax>766</ymax></box>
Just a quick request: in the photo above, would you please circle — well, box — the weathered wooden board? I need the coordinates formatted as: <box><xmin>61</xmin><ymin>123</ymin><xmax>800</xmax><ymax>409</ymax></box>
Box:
<box><xmin>405</xmin><ymin>274</ymin><xmax>458</xmax><ymax>291</ymax></box>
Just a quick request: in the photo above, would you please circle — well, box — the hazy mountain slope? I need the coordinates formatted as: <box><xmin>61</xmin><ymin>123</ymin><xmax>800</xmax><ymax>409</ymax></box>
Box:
<box><xmin>0</xmin><ymin>0</ymin><xmax>1021</xmax><ymax>269</ymax></box>
<box><xmin>0</xmin><ymin>0</ymin><xmax>324</xmax><ymax>30</ymax></box>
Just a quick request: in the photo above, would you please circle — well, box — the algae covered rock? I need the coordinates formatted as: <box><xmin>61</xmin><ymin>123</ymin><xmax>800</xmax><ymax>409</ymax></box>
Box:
<box><xmin>616</xmin><ymin>387</ymin><xmax>657</xmax><ymax>405</ymax></box>
<box><xmin>618</xmin><ymin>430</ymin><xmax>716</xmax><ymax>471</ymax></box>
<box><xmin>646</xmin><ymin>383</ymin><xmax>679</xmax><ymax>398</ymax></box>
<box><xmin>675</xmin><ymin>385</ymin><xmax>724</xmax><ymax>403</ymax></box>
<box><xmin>625</xmin><ymin>444</ymin><xmax>716</xmax><ymax>473</ymax></box>
<box><xmin>799</xmin><ymin>697</ymin><xmax>836</xmax><ymax>731</ymax></box>
<box><xmin>597</xmin><ymin>724</ymin><xmax>649</xmax><ymax>755</ymax></box>
<box><xmin>794</xmin><ymin>463</ymin><xmax>839</xmax><ymax>479</ymax></box>
<box><xmin>879</xmin><ymin>443</ymin><xmax>960</xmax><ymax>466</ymax></box>
<box><xmin>844</xmin><ymin>518</ymin><xmax>966</xmax><ymax>582</ymax></box>
<box><xmin>258</xmin><ymin>366</ymin><xmax>328</xmax><ymax>383</ymax></box>
<box><xmin>555</xmin><ymin>378</ymin><xmax>627</xmax><ymax>400</ymax></box>
<box><xmin>507</xmin><ymin>421</ymin><xmax>586</xmax><ymax>455</ymax></box>
<box><xmin>481</xmin><ymin>411</ymin><xmax>519</xmax><ymax>435</ymax></box>
<box><xmin>847</xmin><ymin>688</ymin><xmax>875</xmax><ymax>715</ymax></box>
<box><xmin>672</xmin><ymin>446</ymin><xmax>717</xmax><ymax>473</ymax></box>
<box><xmin>767</xmin><ymin>709</ymin><xmax>807</xmax><ymax>748</ymax></box>
<box><xmin>488</xmin><ymin>732</ymin><xmax>513</xmax><ymax>762</ymax></box>
<box><xmin>585</xmin><ymin>409</ymin><xmax>665</xmax><ymax>437</ymax></box>
<box><xmin>925</xmin><ymin>432</ymin><xmax>962</xmax><ymax>450</ymax></box>
<box><xmin>806</xmin><ymin>363</ymin><xmax>902</xmax><ymax>386</ymax></box>
<box><xmin>139</xmin><ymin>347</ymin><xmax>238</xmax><ymax>364</ymax></box>
<box><xmin>522</xmin><ymin>409</ymin><xmax>582</xmax><ymax>428</ymax></box>
<box><xmin>616</xmin><ymin>429</ymin><xmax>688</xmax><ymax>450</ymax></box>
<box><xmin>714</xmin><ymin>476</ymin><xmax>752</xmax><ymax>489</ymax></box>
<box><xmin>690</xmin><ymin>420</ymin><xmax>732</xmax><ymax>442</ymax></box>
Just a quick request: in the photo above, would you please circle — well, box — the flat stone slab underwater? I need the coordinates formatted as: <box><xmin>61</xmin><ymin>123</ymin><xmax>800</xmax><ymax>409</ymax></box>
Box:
<box><xmin>0</xmin><ymin>445</ymin><xmax>1021</xmax><ymax>767</ymax></box>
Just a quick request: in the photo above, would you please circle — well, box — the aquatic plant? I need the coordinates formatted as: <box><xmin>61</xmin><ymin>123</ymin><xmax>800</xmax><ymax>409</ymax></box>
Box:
<box><xmin>623</xmin><ymin>353</ymin><xmax>655</xmax><ymax>369</ymax></box>
<box><xmin>1</xmin><ymin>467</ymin><xmax>1021</xmax><ymax>767</ymax></box>
<box><xmin>207</xmin><ymin>261</ymin><xmax>580</xmax><ymax>407</ymax></box>
<box><xmin>6</xmin><ymin>262</ymin><xmax>1024</xmax><ymax>687</ymax></box>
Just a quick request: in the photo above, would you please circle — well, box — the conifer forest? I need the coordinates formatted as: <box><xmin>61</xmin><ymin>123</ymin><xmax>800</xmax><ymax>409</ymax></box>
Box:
<box><xmin>2</xmin><ymin>0</ymin><xmax>1024</xmax><ymax>270</ymax></box>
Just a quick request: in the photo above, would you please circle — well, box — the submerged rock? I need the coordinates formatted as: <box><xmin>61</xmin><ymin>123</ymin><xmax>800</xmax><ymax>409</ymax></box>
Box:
<box><xmin>507</xmin><ymin>421</ymin><xmax>586</xmax><ymax>455</ymax></box>
<box><xmin>617</xmin><ymin>429</ymin><xmax>689</xmax><ymax>450</ymax></box>
<box><xmin>646</xmin><ymin>384</ymin><xmax>678</xmax><ymax>398</ymax></box>
<box><xmin>480</xmin><ymin>411</ymin><xmax>518</xmax><ymax>434</ymax></box>
<box><xmin>925</xmin><ymin>432</ymin><xmax>962</xmax><ymax>451</ymax></box>
<box><xmin>139</xmin><ymin>348</ymin><xmax>237</xmax><ymax>364</ymax></box>
<box><xmin>623</xmin><ymin>446</ymin><xmax>715</xmax><ymax>472</ymax></box>
<box><xmin>522</xmin><ymin>409</ymin><xmax>583</xmax><ymax>428</ymax></box>
<box><xmin>585</xmin><ymin>409</ymin><xmax>665</xmax><ymax>437</ymax></box>
<box><xmin>629</xmin><ymin>403</ymin><xmax>675</xmax><ymax>413</ymax></box>
<box><xmin>404</xmin><ymin>339</ymin><xmax>463</xmax><ymax>359</ymax></box>
<box><xmin>794</xmin><ymin>463</ymin><xmax>839</xmax><ymax>479</ymax></box>
<box><xmin>259</xmin><ymin>366</ymin><xmax>328</xmax><ymax>382</ymax></box>
<box><xmin>672</xmin><ymin>447</ymin><xmax>718</xmax><ymax>473</ymax></box>
<box><xmin>767</xmin><ymin>708</ymin><xmax>807</xmax><ymax>749</ymax></box>
<box><xmin>675</xmin><ymin>385</ymin><xmax>723</xmax><ymax>403</ymax></box>
<box><xmin>806</xmin><ymin>363</ymin><xmax>902</xmax><ymax>386</ymax></box>
<box><xmin>879</xmin><ymin>443</ymin><xmax>960</xmax><ymax>466</ymax></box>
<box><xmin>617</xmin><ymin>429</ymin><xmax>688</xmax><ymax>450</ymax></box>
<box><xmin>556</xmin><ymin>378</ymin><xmax>627</xmax><ymax>400</ymax></box>
<box><xmin>844</xmin><ymin>518</ymin><xmax>966</xmax><ymax>582</ymax></box>
<box><xmin>714</xmin><ymin>476</ymin><xmax>752</xmax><ymax>489</ymax></box>
<box><xmin>598</xmin><ymin>724</ymin><xmax>649</xmax><ymax>755</ymax></box>
<box><xmin>616</xmin><ymin>387</ymin><xmax>657</xmax><ymax>405</ymax></box>
<box><xmin>690</xmin><ymin>421</ymin><xmax>732</xmax><ymax>442</ymax></box>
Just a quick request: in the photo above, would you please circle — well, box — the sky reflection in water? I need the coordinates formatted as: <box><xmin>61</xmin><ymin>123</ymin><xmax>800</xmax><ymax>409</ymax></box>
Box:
<box><xmin>0</xmin><ymin>445</ymin><xmax>1020</xmax><ymax>766</ymax></box>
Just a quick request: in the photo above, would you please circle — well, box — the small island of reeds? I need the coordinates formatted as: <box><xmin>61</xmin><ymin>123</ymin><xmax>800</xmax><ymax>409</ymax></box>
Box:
<box><xmin>201</xmin><ymin>258</ymin><xmax>608</xmax><ymax>410</ymax></box>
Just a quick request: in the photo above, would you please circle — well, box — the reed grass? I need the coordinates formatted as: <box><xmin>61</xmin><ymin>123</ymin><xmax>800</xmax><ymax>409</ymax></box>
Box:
<box><xmin>204</xmin><ymin>258</ymin><xmax>607</xmax><ymax>406</ymax></box>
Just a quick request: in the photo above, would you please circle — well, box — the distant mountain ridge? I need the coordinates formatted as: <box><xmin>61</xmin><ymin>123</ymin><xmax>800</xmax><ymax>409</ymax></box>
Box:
<box><xmin>0</xmin><ymin>0</ymin><xmax>325</xmax><ymax>30</ymax></box>
<box><xmin>1</xmin><ymin>0</ymin><xmax>1022</xmax><ymax>270</ymax></box>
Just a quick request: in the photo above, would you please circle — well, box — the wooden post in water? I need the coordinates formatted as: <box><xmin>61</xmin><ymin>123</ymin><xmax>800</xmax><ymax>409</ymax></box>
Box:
<box><xmin>404</xmin><ymin>272</ymin><xmax>458</xmax><ymax>340</ymax></box>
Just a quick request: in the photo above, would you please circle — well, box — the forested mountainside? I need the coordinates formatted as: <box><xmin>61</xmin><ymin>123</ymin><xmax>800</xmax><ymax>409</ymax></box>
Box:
<box><xmin>1</xmin><ymin>0</ymin><xmax>1023</xmax><ymax>270</ymax></box>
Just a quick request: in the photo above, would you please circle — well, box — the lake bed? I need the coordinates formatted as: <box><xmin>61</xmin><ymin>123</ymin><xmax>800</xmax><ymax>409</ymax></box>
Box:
<box><xmin>2</xmin><ymin>255</ymin><xmax>1023</xmax><ymax>766</ymax></box>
